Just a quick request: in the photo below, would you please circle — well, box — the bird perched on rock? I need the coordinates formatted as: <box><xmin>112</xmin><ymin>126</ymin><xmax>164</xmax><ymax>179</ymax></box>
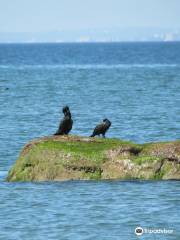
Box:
<box><xmin>54</xmin><ymin>106</ymin><xmax>73</xmax><ymax>135</ymax></box>
<box><xmin>90</xmin><ymin>119</ymin><xmax>111</xmax><ymax>138</ymax></box>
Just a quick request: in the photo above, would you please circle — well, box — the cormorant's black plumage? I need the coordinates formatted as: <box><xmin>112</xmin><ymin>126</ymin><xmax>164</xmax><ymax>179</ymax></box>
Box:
<box><xmin>90</xmin><ymin>119</ymin><xmax>111</xmax><ymax>137</ymax></box>
<box><xmin>54</xmin><ymin>106</ymin><xmax>73</xmax><ymax>135</ymax></box>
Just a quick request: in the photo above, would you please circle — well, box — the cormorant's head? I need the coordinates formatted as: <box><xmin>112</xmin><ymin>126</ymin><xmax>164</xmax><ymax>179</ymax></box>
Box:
<box><xmin>62</xmin><ymin>106</ymin><xmax>70</xmax><ymax>114</ymax></box>
<box><xmin>103</xmin><ymin>118</ymin><xmax>111</xmax><ymax>126</ymax></box>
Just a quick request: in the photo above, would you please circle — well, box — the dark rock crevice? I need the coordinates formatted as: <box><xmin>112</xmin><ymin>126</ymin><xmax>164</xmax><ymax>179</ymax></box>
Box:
<box><xmin>65</xmin><ymin>165</ymin><xmax>103</xmax><ymax>174</ymax></box>
<box><xmin>155</xmin><ymin>159</ymin><xmax>165</xmax><ymax>175</ymax></box>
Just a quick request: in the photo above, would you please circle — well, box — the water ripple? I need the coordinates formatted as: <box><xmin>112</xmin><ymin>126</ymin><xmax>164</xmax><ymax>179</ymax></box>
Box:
<box><xmin>0</xmin><ymin>63</ymin><xmax>179</xmax><ymax>70</ymax></box>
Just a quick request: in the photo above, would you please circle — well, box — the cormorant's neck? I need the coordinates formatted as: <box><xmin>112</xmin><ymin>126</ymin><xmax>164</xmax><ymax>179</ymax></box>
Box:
<box><xmin>65</xmin><ymin>111</ymin><xmax>71</xmax><ymax>118</ymax></box>
<box><xmin>105</xmin><ymin>120</ymin><xmax>111</xmax><ymax>127</ymax></box>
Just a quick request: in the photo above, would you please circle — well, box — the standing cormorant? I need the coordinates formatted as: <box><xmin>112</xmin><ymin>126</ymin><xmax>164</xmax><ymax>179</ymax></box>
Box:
<box><xmin>90</xmin><ymin>119</ymin><xmax>111</xmax><ymax>138</ymax></box>
<box><xmin>54</xmin><ymin>106</ymin><xmax>73</xmax><ymax>135</ymax></box>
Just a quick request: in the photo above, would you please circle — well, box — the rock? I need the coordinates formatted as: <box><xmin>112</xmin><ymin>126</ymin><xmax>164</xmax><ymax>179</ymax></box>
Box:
<box><xmin>6</xmin><ymin>136</ymin><xmax>180</xmax><ymax>182</ymax></box>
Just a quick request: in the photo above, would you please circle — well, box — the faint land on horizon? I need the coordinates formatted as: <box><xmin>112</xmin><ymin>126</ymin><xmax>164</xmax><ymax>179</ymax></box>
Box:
<box><xmin>0</xmin><ymin>27</ymin><xmax>180</xmax><ymax>43</ymax></box>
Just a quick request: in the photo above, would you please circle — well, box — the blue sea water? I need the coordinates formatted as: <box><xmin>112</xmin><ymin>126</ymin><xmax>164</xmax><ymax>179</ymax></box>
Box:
<box><xmin>0</xmin><ymin>42</ymin><xmax>180</xmax><ymax>239</ymax></box>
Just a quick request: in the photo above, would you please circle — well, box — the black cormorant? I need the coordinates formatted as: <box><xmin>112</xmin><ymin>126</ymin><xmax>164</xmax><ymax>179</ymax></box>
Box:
<box><xmin>54</xmin><ymin>106</ymin><xmax>73</xmax><ymax>135</ymax></box>
<box><xmin>90</xmin><ymin>118</ymin><xmax>111</xmax><ymax>138</ymax></box>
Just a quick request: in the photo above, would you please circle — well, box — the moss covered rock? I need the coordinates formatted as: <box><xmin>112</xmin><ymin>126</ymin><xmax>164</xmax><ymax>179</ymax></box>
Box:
<box><xmin>7</xmin><ymin>136</ymin><xmax>180</xmax><ymax>181</ymax></box>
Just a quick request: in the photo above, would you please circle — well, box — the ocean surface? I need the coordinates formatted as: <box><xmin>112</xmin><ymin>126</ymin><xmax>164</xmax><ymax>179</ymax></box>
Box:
<box><xmin>0</xmin><ymin>42</ymin><xmax>180</xmax><ymax>239</ymax></box>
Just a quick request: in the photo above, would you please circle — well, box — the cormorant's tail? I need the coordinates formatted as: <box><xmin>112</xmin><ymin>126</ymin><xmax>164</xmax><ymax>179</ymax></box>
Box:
<box><xmin>90</xmin><ymin>134</ymin><xmax>95</xmax><ymax>137</ymax></box>
<box><xmin>54</xmin><ymin>132</ymin><xmax>63</xmax><ymax>136</ymax></box>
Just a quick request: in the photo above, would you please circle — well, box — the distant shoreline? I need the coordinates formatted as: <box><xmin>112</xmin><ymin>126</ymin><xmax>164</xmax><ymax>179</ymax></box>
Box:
<box><xmin>0</xmin><ymin>41</ymin><xmax>180</xmax><ymax>44</ymax></box>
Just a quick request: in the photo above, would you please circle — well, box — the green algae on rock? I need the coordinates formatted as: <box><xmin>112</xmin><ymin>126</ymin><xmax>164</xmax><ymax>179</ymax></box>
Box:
<box><xmin>6</xmin><ymin>136</ymin><xmax>180</xmax><ymax>181</ymax></box>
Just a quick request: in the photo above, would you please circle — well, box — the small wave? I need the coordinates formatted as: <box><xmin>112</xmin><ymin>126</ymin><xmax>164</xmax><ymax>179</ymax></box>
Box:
<box><xmin>0</xmin><ymin>63</ymin><xmax>179</xmax><ymax>70</ymax></box>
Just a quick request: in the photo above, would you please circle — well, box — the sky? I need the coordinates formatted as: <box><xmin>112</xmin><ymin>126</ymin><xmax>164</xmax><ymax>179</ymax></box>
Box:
<box><xmin>0</xmin><ymin>0</ymin><xmax>180</xmax><ymax>32</ymax></box>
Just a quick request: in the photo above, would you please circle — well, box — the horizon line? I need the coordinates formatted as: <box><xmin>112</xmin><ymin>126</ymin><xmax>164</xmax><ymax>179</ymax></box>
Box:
<box><xmin>0</xmin><ymin>40</ymin><xmax>180</xmax><ymax>44</ymax></box>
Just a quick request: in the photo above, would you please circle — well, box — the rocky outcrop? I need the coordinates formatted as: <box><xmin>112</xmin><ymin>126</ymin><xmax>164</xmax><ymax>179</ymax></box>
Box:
<box><xmin>6</xmin><ymin>136</ymin><xmax>180</xmax><ymax>181</ymax></box>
